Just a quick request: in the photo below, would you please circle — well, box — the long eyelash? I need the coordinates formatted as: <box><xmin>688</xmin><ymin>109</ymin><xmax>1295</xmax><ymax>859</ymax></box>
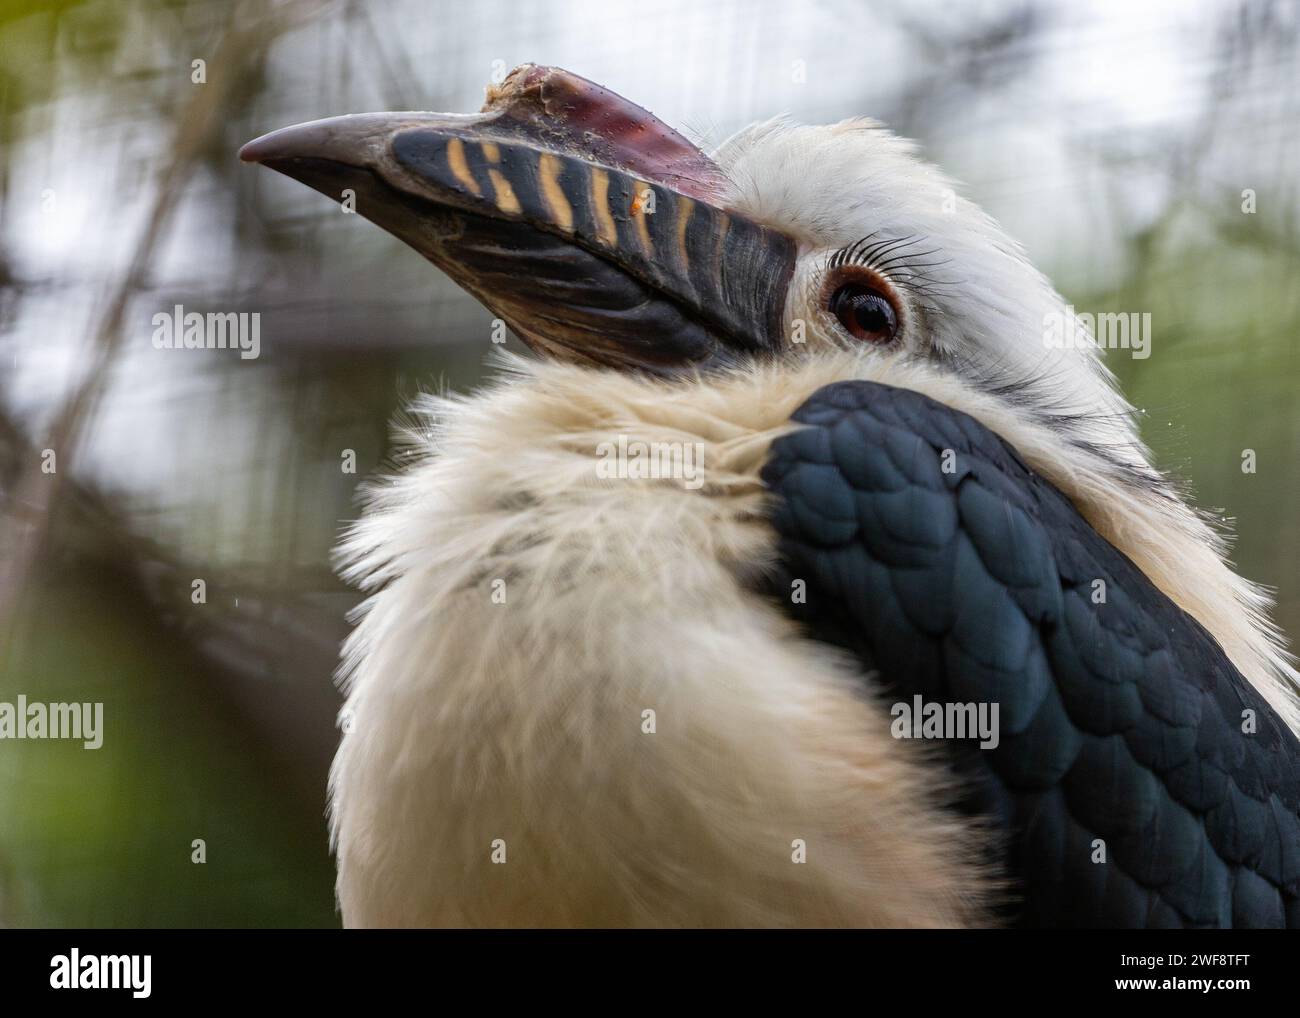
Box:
<box><xmin>829</xmin><ymin>233</ymin><xmax>964</xmax><ymax>307</ymax></box>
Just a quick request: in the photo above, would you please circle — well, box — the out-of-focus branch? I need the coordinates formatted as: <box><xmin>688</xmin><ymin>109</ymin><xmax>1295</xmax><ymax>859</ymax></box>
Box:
<box><xmin>0</xmin><ymin>0</ymin><xmax>307</xmax><ymax>635</ymax></box>
<box><xmin>0</xmin><ymin>398</ymin><xmax>346</xmax><ymax>800</ymax></box>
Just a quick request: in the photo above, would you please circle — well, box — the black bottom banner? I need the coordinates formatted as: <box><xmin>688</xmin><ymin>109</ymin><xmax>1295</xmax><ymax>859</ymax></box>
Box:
<box><xmin>0</xmin><ymin>929</ymin><xmax>1289</xmax><ymax>1005</ymax></box>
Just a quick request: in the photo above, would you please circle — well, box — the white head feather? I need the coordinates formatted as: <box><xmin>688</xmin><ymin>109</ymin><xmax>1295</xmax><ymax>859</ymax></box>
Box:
<box><xmin>720</xmin><ymin>118</ymin><xmax>1150</xmax><ymax>474</ymax></box>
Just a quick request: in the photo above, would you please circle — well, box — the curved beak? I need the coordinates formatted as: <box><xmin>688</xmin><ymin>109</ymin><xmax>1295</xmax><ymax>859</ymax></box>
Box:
<box><xmin>239</xmin><ymin>65</ymin><xmax>795</xmax><ymax>372</ymax></box>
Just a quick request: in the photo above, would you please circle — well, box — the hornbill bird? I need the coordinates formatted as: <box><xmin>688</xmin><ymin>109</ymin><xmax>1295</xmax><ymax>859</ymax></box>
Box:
<box><xmin>242</xmin><ymin>65</ymin><xmax>1300</xmax><ymax>928</ymax></box>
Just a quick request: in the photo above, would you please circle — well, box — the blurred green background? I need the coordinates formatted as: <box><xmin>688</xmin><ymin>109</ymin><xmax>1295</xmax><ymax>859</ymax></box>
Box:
<box><xmin>0</xmin><ymin>0</ymin><xmax>1296</xmax><ymax>926</ymax></box>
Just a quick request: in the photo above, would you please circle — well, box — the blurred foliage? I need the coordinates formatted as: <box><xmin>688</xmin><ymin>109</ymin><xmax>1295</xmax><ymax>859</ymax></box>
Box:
<box><xmin>0</xmin><ymin>0</ymin><xmax>1297</xmax><ymax>927</ymax></box>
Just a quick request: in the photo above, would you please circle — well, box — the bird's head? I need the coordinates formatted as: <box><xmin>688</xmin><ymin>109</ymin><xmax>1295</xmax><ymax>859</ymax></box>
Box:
<box><xmin>241</xmin><ymin>64</ymin><xmax>1145</xmax><ymax>478</ymax></box>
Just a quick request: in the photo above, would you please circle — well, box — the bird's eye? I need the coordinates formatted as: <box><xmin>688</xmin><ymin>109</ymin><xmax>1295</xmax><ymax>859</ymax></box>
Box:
<box><xmin>828</xmin><ymin>283</ymin><xmax>899</xmax><ymax>344</ymax></box>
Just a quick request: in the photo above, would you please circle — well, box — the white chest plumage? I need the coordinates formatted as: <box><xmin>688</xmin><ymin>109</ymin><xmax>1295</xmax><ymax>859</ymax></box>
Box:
<box><xmin>327</xmin><ymin>353</ymin><xmax>1296</xmax><ymax>927</ymax></box>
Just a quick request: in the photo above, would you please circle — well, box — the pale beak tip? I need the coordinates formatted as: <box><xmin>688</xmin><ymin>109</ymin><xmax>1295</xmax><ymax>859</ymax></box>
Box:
<box><xmin>238</xmin><ymin>135</ymin><xmax>271</xmax><ymax>163</ymax></box>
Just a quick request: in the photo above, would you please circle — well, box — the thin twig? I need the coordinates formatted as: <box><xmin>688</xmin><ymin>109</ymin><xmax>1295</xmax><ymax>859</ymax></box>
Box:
<box><xmin>0</xmin><ymin>0</ymin><xmax>304</xmax><ymax>634</ymax></box>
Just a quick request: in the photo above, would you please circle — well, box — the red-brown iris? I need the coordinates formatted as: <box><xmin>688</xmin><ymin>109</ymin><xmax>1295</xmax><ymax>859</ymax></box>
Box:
<box><xmin>827</xmin><ymin>275</ymin><xmax>900</xmax><ymax>344</ymax></box>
